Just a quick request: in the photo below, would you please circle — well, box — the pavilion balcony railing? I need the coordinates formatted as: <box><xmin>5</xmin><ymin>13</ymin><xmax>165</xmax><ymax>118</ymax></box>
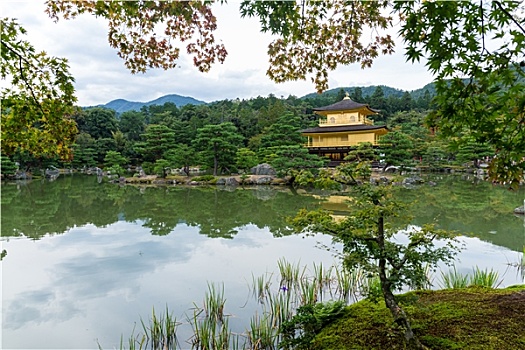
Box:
<box><xmin>304</xmin><ymin>140</ymin><xmax>379</xmax><ymax>147</ymax></box>
<box><xmin>318</xmin><ymin>119</ymin><xmax>374</xmax><ymax>126</ymax></box>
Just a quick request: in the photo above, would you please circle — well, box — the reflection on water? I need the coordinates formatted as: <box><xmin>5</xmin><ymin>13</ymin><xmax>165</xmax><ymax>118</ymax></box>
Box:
<box><xmin>1</xmin><ymin>175</ymin><xmax>523</xmax><ymax>349</ymax></box>
<box><xmin>1</xmin><ymin>177</ymin><xmax>321</xmax><ymax>239</ymax></box>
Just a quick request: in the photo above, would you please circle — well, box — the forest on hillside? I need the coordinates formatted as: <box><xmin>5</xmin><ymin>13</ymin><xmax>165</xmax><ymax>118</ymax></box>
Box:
<box><xmin>1</xmin><ymin>86</ymin><xmax>493</xmax><ymax>183</ymax></box>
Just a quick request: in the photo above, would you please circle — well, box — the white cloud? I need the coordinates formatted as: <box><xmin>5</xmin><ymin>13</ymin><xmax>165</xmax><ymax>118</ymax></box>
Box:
<box><xmin>3</xmin><ymin>1</ymin><xmax>434</xmax><ymax>106</ymax></box>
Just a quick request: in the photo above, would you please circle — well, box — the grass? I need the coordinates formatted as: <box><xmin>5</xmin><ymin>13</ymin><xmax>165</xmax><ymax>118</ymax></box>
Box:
<box><xmin>333</xmin><ymin>265</ymin><xmax>364</xmax><ymax>302</ymax></box>
<box><xmin>188</xmin><ymin>282</ymin><xmax>231</xmax><ymax>349</ymax></box>
<box><xmin>203</xmin><ymin>282</ymin><xmax>226</xmax><ymax>323</ymax></box>
<box><xmin>440</xmin><ymin>266</ymin><xmax>470</xmax><ymax>289</ymax></box>
<box><xmin>277</xmin><ymin>258</ymin><xmax>303</xmax><ymax>290</ymax></box>
<box><xmin>312</xmin><ymin>285</ymin><xmax>525</xmax><ymax>350</ymax></box>
<box><xmin>106</xmin><ymin>306</ymin><xmax>179</xmax><ymax>350</ymax></box>
<box><xmin>440</xmin><ymin>266</ymin><xmax>502</xmax><ymax>289</ymax></box>
<box><xmin>247</xmin><ymin>313</ymin><xmax>277</xmax><ymax>350</ymax></box>
<box><xmin>251</xmin><ymin>272</ymin><xmax>272</xmax><ymax>302</ymax></box>
<box><xmin>469</xmin><ymin>266</ymin><xmax>502</xmax><ymax>288</ymax></box>
<box><xmin>299</xmin><ymin>278</ymin><xmax>318</xmax><ymax>306</ymax></box>
<box><xmin>103</xmin><ymin>260</ymin><xmax>520</xmax><ymax>350</ymax></box>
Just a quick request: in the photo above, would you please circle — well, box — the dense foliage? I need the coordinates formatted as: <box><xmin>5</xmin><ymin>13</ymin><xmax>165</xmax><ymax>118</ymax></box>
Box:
<box><xmin>0</xmin><ymin>88</ymin><xmax>501</xmax><ymax>181</ymax></box>
<box><xmin>1</xmin><ymin>18</ymin><xmax>78</xmax><ymax>160</ymax></box>
<box><xmin>2</xmin><ymin>1</ymin><xmax>523</xmax><ymax>186</ymax></box>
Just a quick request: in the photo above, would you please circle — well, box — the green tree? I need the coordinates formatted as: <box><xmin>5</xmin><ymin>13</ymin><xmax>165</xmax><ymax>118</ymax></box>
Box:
<box><xmin>0</xmin><ymin>155</ymin><xmax>18</xmax><ymax>178</ymax></box>
<box><xmin>334</xmin><ymin>88</ymin><xmax>347</xmax><ymax>103</ymax></box>
<box><xmin>71</xmin><ymin>144</ymin><xmax>96</xmax><ymax>169</ymax></box>
<box><xmin>235</xmin><ymin>148</ymin><xmax>259</xmax><ymax>174</ymax></box>
<box><xmin>264</xmin><ymin>145</ymin><xmax>327</xmax><ymax>181</ymax></box>
<box><xmin>95</xmin><ymin>138</ymin><xmax>117</xmax><ymax>164</ymax></box>
<box><xmin>350</xmin><ymin>87</ymin><xmax>364</xmax><ymax>103</ymax></box>
<box><xmin>369</xmin><ymin>86</ymin><xmax>388</xmax><ymax>123</ymax></box>
<box><xmin>291</xmin><ymin>181</ymin><xmax>460</xmax><ymax>349</ymax></box>
<box><xmin>1</xmin><ymin>18</ymin><xmax>78</xmax><ymax>161</ymax></box>
<box><xmin>421</xmin><ymin>140</ymin><xmax>449</xmax><ymax>170</ymax></box>
<box><xmin>77</xmin><ymin>108</ymin><xmax>118</xmax><ymax>140</ymax></box>
<box><xmin>415</xmin><ymin>89</ymin><xmax>432</xmax><ymax>111</ymax></box>
<box><xmin>193</xmin><ymin>122</ymin><xmax>244</xmax><ymax>176</ymax></box>
<box><xmin>259</xmin><ymin>113</ymin><xmax>306</xmax><ymax>149</ymax></box>
<box><xmin>453</xmin><ymin>138</ymin><xmax>494</xmax><ymax>168</ymax></box>
<box><xmin>399</xmin><ymin>91</ymin><xmax>414</xmax><ymax>111</ymax></box>
<box><xmin>379</xmin><ymin>130</ymin><xmax>415</xmax><ymax>172</ymax></box>
<box><xmin>72</xmin><ymin>132</ymin><xmax>97</xmax><ymax>168</ymax></box>
<box><xmin>335</xmin><ymin>143</ymin><xmax>377</xmax><ymax>183</ymax></box>
<box><xmin>104</xmin><ymin>150</ymin><xmax>127</xmax><ymax>168</ymax></box>
<box><xmin>119</xmin><ymin>111</ymin><xmax>146</xmax><ymax>142</ymax></box>
<box><xmin>135</xmin><ymin>124</ymin><xmax>176</xmax><ymax>163</ymax></box>
<box><xmin>153</xmin><ymin>159</ymin><xmax>171</xmax><ymax>178</ymax></box>
<box><xmin>164</xmin><ymin>144</ymin><xmax>196</xmax><ymax>176</ymax></box>
<box><xmin>104</xmin><ymin>150</ymin><xmax>128</xmax><ymax>177</ymax></box>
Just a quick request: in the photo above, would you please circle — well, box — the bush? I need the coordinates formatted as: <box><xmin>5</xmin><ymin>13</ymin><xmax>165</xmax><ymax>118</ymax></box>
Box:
<box><xmin>280</xmin><ymin>301</ymin><xmax>346</xmax><ymax>350</ymax></box>
<box><xmin>192</xmin><ymin>174</ymin><xmax>216</xmax><ymax>182</ymax></box>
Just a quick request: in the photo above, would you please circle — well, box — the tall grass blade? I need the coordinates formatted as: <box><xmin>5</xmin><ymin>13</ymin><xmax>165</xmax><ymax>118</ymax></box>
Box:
<box><xmin>469</xmin><ymin>266</ymin><xmax>501</xmax><ymax>288</ymax></box>
<box><xmin>439</xmin><ymin>266</ymin><xmax>469</xmax><ymax>289</ymax></box>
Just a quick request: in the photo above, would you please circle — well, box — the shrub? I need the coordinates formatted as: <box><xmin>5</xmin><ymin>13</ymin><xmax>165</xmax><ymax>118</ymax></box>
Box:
<box><xmin>192</xmin><ymin>175</ymin><xmax>216</xmax><ymax>182</ymax></box>
<box><xmin>280</xmin><ymin>301</ymin><xmax>345</xmax><ymax>350</ymax></box>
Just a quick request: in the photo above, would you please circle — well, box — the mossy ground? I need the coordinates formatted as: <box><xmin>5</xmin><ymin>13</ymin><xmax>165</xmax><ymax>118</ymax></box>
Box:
<box><xmin>312</xmin><ymin>285</ymin><xmax>525</xmax><ymax>350</ymax></box>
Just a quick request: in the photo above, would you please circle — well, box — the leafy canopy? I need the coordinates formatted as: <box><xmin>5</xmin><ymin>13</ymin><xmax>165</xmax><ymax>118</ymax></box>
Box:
<box><xmin>45</xmin><ymin>0</ymin><xmax>227</xmax><ymax>73</ymax></box>
<box><xmin>1</xmin><ymin>18</ymin><xmax>78</xmax><ymax>160</ymax></box>
<box><xmin>290</xmin><ymin>180</ymin><xmax>461</xmax><ymax>347</ymax></box>
<box><xmin>2</xmin><ymin>1</ymin><xmax>523</xmax><ymax>185</ymax></box>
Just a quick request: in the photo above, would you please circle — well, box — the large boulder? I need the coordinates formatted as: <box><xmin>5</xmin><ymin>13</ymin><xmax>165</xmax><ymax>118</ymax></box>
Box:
<box><xmin>216</xmin><ymin>177</ymin><xmax>239</xmax><ymax>186</ymax></box>
<box><xmin>402</xmin><ymin>176</ymin><xmax>425</xmax><ymax>185</ymax></box>
<box><xmin>255</xmin><ymin>176</ymin><xmax>273</xmax><ymax>185</ymax></box>
<box><xmin>250</xmin><ymin>163</ymin><xmax>276</xmax><ymax>176</ymax></box>
<box><xmin>514</xmin><ymin>205</ymin><xmax>525</xmax><ymax>215</ymax></box>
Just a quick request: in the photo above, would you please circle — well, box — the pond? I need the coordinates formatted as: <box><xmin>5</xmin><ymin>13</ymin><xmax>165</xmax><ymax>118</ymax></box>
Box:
<box><xmin>1</xmin><ymin>175</ymin><xmax>524</xmax><ymax>349</ymax></box>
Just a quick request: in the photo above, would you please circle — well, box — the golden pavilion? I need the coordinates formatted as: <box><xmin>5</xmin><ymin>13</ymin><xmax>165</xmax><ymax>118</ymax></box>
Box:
<box><xmin>301</xmin><ymin>94</ymin><xmax>388</xmax><ymax>165</ymax></box>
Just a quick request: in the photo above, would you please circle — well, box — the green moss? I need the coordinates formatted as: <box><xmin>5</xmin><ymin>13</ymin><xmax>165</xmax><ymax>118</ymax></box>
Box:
<box><xmin>312</xmin><ymin>286</ymin><xmax>525</xmax><ymax>350</ymax></box>
<box><xmin>505</xmin><ymin>284</ymin><xmax>525</xmax><ymax>290</ymax></box>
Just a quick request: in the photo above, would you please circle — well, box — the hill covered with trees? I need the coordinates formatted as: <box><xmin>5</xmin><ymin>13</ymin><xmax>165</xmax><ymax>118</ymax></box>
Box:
<box><xmin>88</xmin><ymin>94</ymin><xmax>207</xmax><ymax>114</ymax></box>
<box><xmin>1</xmin><ymin>85</ymin><xmax>494</xmax><ymax>185</ymax></box>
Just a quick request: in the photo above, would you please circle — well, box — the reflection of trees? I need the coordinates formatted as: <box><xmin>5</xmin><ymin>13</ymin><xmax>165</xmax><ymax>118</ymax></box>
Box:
<box><xmin>121</xmin><ymin>186</ymin><xmax>321</xmax><ymax>238</ymax></box>
<box><xmin>393</xmin><ymin>176</ymin><xmax>525</xmax><ymax>252</ymax></box>
<box><xmin>1</xmin><ymin>177</ymin><xmax>122</xmax><ymax>239</ymax></box>
<box><xmin>0</xmin><ymin>177</ymin><xmax>321</xmax><ymax>240</ymax></box>
<box><xmin>2</xmin><ymin>175</ymin><xmax>521</xmax><ymax>251</ymax></box>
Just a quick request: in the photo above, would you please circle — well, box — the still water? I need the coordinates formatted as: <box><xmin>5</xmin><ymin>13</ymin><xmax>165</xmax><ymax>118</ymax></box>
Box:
<box><xmin>1</xmin><ymin>175</ymin><xmax>524</xmax><ymax>349</ymax></box>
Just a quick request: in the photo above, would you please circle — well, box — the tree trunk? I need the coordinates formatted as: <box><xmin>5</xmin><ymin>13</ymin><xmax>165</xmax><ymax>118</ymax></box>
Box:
<box><xmin>213</xmin><ymin>145</ymin><xmax>218</xmax><ymax>176</ymax></box>
<box><xmin>377</xmin><ymin>215</ymin><xmax>426</xmax><ymax>349</ymax></box>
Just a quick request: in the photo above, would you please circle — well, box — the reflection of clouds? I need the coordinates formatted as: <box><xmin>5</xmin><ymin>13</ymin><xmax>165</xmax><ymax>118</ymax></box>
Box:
<box><xmin>3</xmin><ymin>221</ymin><xmax>203</xmax><ymax>331</ymax></box>
<box><xmin>5</xmin><ymin>291</ymin><xmax>82</xmax><ymax>330</ymax></box>
<box><xmin>2</xmin><ymin>222</ymin><xmax>364</xmax><ymax>348</ymax></box>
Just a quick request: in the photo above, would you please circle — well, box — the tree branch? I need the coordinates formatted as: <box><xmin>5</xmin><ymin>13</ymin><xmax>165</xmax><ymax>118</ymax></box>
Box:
<box><xmin>494</xmin><ymin>1</ymin><xmax>525</xmax><ymax>35</ymax></box>
<box><xmin>0</xmin><ymin>40</ymin><xmax>46</xmax><ymax>116</ymax></box>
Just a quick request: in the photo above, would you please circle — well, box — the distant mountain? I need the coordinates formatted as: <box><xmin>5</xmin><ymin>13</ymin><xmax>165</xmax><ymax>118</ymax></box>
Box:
<box><xmin>301</xmin><ymin>85</ymin><xmax>409</xmax><ymax>100</ymax></box>
<box><xmin>300</xmin><ymin>83</ymin><xmax>441</xmax><ymax>101</ymax></box>
<box><xmin>408</xmin><ymin>82</ymin><xmax>436</xmax><ymax>100</ymax></box>
<box><xmin>91</xmin><ymin>94</ymin><xmax>206</xmax><ymax>114</ymax></box>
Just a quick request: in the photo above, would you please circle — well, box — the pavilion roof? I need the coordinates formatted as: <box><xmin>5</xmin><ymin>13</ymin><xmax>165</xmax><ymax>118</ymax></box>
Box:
<box><xmin>313</xmin><ymin>97</ymin><xmax>380</xmax><ymax>114</ymax></box>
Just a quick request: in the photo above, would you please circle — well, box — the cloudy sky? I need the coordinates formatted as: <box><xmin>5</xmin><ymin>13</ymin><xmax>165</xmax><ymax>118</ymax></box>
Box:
<box><xmin>3</xmin><ymin>1</ymin><xmax>434</xmax><ymax>106</ymax></box>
